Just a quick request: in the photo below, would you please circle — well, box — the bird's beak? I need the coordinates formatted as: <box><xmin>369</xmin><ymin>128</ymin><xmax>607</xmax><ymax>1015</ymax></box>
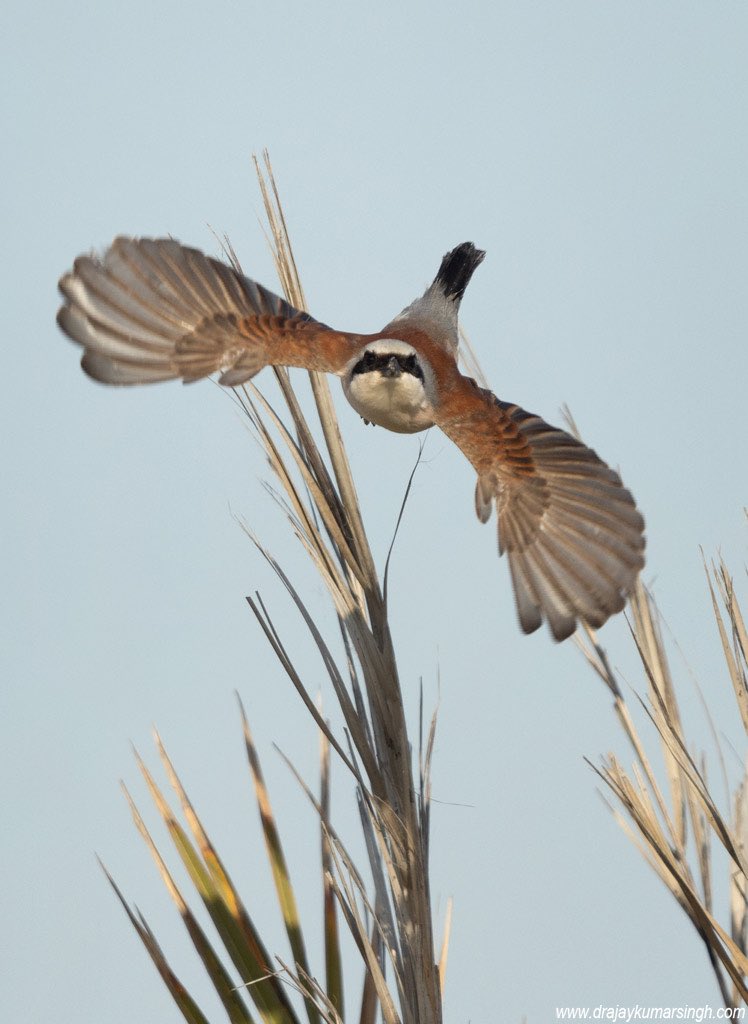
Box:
<box><xmin>382</xmin><ymin>355</ymin><xmax>401</xmax><ymax>378</ymax></box>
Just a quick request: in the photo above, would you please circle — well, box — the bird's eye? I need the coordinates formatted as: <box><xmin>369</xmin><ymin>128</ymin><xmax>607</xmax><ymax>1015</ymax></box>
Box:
<box><xmin>404</xmin><ymin>354</ymin><xmax>423</xmax><ymax>379</ymax></box>
<box><xmin>352</xmin><ymin>350</ymin><xmax>378</xmax><ymax>376</ymax></box>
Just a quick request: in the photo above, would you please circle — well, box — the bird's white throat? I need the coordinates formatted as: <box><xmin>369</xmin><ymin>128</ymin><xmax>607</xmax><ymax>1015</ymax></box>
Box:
<box><xmin>345</xmin><ymin>370</ymin><xmax>433</xmax><ymax>433</ymax></box>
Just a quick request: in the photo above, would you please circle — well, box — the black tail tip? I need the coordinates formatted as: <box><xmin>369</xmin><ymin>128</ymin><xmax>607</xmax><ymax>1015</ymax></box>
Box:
<box><xmin>434</xmin><ymin>242</ymin><xmax>486</xmax><ymax>303</ymax></box>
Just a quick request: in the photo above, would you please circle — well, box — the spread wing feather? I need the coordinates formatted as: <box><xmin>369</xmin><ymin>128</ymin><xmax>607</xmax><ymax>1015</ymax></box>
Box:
<box><xmin>57</xmin><ymin>237</ymin><xmax>361</xmax><ymax>386</ymax></box>
<box><xmin>436</xmin><ymin>386</ymin><xmax>645</xmax><ymax>640</ymax></box>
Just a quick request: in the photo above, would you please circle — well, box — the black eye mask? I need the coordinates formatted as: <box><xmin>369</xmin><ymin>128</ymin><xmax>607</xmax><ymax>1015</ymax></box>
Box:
<box><xmin>352</xmin><ymin>351</ymin><xmax>424</xmax><ymax>380</ymax></box>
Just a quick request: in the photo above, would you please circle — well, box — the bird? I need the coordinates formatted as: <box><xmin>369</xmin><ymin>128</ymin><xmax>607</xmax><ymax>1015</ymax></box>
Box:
<box><xmin>57</xmin><ymin>236</ymin><xmax>645</xmax><ymax>641</ymax></box>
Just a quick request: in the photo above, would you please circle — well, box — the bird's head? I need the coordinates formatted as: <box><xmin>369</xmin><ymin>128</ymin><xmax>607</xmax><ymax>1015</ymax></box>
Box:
<box><xmin>350</xmin><ymin>339</ymin><xmax>425</xmax><ymax>382</ymax></box>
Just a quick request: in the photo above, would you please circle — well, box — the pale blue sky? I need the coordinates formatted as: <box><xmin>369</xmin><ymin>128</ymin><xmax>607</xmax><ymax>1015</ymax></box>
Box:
<box><xmin>3</xmin><ymin>2</ymin><xmax>747</xmax><ymax>1021</ymax></box>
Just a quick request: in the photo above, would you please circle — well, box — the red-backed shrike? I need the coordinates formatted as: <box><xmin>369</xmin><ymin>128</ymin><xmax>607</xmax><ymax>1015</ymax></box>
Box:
<box><xmin>57</xmin><ymin>237</ymin><xmax>645</xmax><ymax>640</ymax></box>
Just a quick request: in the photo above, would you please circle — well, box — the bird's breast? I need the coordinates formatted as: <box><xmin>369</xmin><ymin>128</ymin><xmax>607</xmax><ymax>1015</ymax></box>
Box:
<box><xmin>343</xmin><ymin>372</ymin><xmax>434</xmax><ymax>434</ymax></box>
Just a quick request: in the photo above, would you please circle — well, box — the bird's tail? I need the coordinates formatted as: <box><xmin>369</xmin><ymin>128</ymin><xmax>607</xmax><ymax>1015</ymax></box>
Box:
<box><xmin>432</xmin><ymin>242</ymin><xmax>486</xmax><ymax>304</ymax></box>
<box><xmin>384</xmin><ymin>242</ymin><xmax>486</xmax><ymax>353</ymax></box>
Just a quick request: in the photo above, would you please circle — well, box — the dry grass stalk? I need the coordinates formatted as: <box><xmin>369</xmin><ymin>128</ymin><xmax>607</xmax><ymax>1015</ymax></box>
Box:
<box><xmin>577</xmin><ymin>566</ymin><xmax>748</xmax><ymax>1008</ymax></box>
<box><xmin>236</xmin><ymin>150</ymin><xmax>443</xmax><ymax>1024</ymax></box>
<box><xmin>105</xmin><ymin>152</ymin><xmax>445</xmax><ymax>1024</ymax></box>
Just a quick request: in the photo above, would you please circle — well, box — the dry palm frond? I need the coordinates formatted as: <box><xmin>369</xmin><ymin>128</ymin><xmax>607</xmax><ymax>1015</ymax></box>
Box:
<box><xmin>578</xmin><ymin>569</ymin><xmax>748</xmax><ymax>1008</ymax></box>
<box><xmin>562</xmin><ymin>406</ymin><xmax>747</xmax><ymax>1007</ymax></box>
<box><xmin>457</xmin><ymin>326</ymin><xmax>489</xmax><ymax>390</ymax></box>
<box><xmin>236</xmin><ymin>150</ymin><xmax>443</xmax><ymax>1024</ymax></box>
<box><xmin>105</xmin><ymin>152</ymin><xmax>445</xmax><ymax>1024</ymax></box>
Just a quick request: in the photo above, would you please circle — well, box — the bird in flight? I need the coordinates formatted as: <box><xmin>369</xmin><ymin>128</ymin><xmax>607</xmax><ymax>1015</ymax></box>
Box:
<box><xmin>57</xmin><ymin>237</ymin><xmax>645</xmax><ymax>640</ymax></box>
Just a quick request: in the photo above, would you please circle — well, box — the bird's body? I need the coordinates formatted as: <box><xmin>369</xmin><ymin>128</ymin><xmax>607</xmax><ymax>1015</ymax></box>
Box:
<box><xmin>57</xmin><ymin>237</ymin><xmax>646</xmax><ymax>641</ymax></box>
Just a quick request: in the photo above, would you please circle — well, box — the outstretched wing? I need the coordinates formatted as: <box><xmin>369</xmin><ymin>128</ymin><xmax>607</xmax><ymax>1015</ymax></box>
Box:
<box><xmin>435</xmin><ymin>382</ymin><xmax>645</xmax><ymax>641</ymax></box>
<box><xmin>57</xmin><ymin>236</ymin><xmax>361</xmax><ymax>386</ymax></box>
